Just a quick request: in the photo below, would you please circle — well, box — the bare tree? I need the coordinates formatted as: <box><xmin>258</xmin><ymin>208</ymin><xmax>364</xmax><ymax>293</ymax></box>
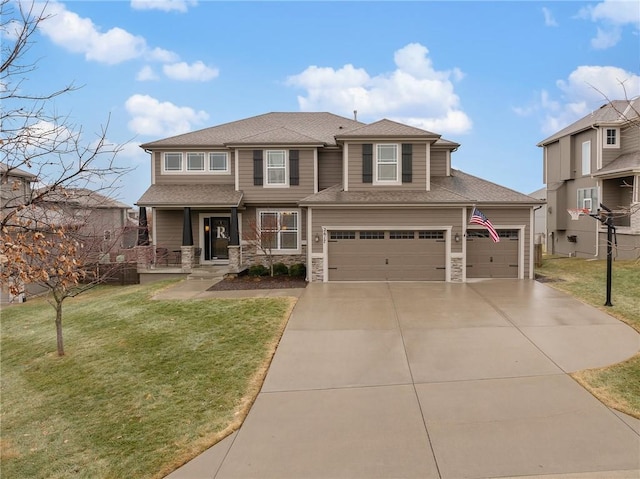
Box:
<box><xmin>0</xmin><ymin>0</ymin><xmax>133</xmax><ymax>354</ymax></box>
<box><xmin>243</xmin><ymin>215</ymin><xmax>278</xmax><ymax>276</ymax></box>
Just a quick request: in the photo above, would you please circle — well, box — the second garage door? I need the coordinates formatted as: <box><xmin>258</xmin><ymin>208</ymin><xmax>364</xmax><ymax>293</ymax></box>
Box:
<box><xmin>466</xmin><ymin>229</ymin><xmax>519</xmax><ymax>278</ymax></box>
<box><xmin>328</xmin><ymin>230</ymin><xmax>446</xmax><ymax>281</ymax></box>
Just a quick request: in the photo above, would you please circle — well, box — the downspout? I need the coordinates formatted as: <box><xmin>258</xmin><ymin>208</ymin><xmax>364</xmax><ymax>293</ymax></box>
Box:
<box><xmin>591</xmin><ymin>124</ymin><xmax>600</xmax><ymax>258</ymax></box>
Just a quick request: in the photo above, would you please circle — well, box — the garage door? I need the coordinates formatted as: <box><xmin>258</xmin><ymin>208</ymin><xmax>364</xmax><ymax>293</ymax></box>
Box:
<box><xmin>328</xmin><ymin>230</ymin><xmax>446</xmax><ymax>281</ymax></box>
<box><xmin>466</xmin><ymin>229</ymin><xmax>519</xmax><ymax>278</ymax></box>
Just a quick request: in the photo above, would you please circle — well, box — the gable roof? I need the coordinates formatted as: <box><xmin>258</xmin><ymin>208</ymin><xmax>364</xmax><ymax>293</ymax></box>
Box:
<box><xmin>300</xmin><ymin>169</ymin><xmax>541</xmax><ymax>206</ymax></box>
<box><xmin>334</xmin><ymin>119</ymin><xmax>440</xmax><ymax>140</ymax></box>
<box><xmin>38</xmin><ymin>188</ymin><xmax>131</xmax><ymax>209</ymax></box>
<box><xmin>140</xmin><ymin>112</ymin><xmax>365</xmax><ymax>149</ymax></box>
<box><xmin>136</xmin><ymin>184</ymin><xmax>243</xmax><ymax>207</ymax></box>
<box><xmin>592</xmin><ymin>151</ymin><xmax>640</xmax><ymax>177</ymax></box>
<box><xmin>0</xmin><ymin>162</ymin><xmax>37</xmax><ymax>180</ymax></box>
<box><xmin>538</xmin><ymin>98</ymin><xmax>640</xmax><ymax>146</ymax></box>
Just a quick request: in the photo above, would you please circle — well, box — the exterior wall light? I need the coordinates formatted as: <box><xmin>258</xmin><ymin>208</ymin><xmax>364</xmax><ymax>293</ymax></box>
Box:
<box><xmin>314</xmin><ymin>234</ymin><xmax>320</xmax><ymax>242</ymax></box>
<box><xmin>454</xmin><ymin>233</ymin><xmax>461</xmax><ymax>242</ymax></box>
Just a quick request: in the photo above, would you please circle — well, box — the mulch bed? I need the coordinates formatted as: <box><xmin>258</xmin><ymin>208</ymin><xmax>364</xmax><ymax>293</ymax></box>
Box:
<box><xmin>207</xmin><ymin>275</ymin><xmax>307</xmax><ymax>291</ymax></box>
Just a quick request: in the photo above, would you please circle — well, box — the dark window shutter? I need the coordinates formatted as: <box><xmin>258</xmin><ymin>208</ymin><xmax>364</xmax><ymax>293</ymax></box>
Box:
<box><xmin>402</xmin><ymin>144</ymin><xmax>412</xmax><ymax>183</ymax></box>
<box><xmin>289</xmin><ymin>150</ymin><xmax>299</xmax><ymax>186</ymax></box>
<box><xmin>362</xmin><ymin>144</ymin><xmax>373</xmax><ymax>183</ymax></box>
<box><xmin>253</xmin><ymin>150</ymin><xmax>263</xmax><ymax>186</ymax></box>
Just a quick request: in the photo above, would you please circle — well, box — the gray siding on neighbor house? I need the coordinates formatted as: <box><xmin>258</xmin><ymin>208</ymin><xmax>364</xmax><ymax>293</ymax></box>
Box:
<box><xmin>309</xmin><ymin>207</ymin><xmax>463</xmax><ymax>255</ymax></box>
<box><xmin>237</xmin><ymin>148</ymin><xmax>315</xmax><ymax>203</ymax></box>
<box><xmin>346</xmin><ymin>142</ymin><xmax>428</xmax><ymax>191</ymax></box>
<box><xmin>620</xmin><ymin>124</ymin><xmax>640</xmax><ymax>155</ymax></box>
<box><xmin>430</xmin><ymin>149</ymin><xmax>447</xmax><ymax>177</ymax></box>
<box><xmin>318</xmin><ymin>149</ymin><xmax>343</xmax><ymax>190</ymax></box>
<box><xmin>572</xmin><ymin>129</ymin><xmax>597</xmax><ymax>178</ymax></box>
<box><xmin>546</xmin><ymin>141</ymin><xmax>562</xmax><ymax>183</ymax></box>
<box><xmin>153</xmin><ymin>150</ymin><xmax>235</xmax><ymax>185</ymax></box>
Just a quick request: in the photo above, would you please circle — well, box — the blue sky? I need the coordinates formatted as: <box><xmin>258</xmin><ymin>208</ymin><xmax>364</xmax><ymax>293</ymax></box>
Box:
<box><xmin>11</xmin><ymin>0</ymin><xmax>640</xmax><ymax>206</ymax></box>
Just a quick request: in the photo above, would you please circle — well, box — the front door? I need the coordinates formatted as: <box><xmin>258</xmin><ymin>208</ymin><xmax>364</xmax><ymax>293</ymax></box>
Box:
<box><xmin>203</xmin><ymin>217</ymin><xmax>230</xmax><ymax>261</ymax></box>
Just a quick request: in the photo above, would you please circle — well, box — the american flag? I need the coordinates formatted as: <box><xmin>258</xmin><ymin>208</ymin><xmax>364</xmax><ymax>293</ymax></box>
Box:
<box><xmin>470</xmin><ymin>208</ymin><xmax>500</xmax><ymax>243</ymax></box>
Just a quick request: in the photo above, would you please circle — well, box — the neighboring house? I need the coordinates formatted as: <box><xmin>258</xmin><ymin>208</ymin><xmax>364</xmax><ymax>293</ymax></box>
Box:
<box><xmin>1</xmin><ymin>162</ymin><xmax>37</xmax><ymax>215</ymax></box>
<box><xmin>538</xmin><ymin>98</ymin><xmax>640</xmax><ymax>259</ymax></box>
<box><xmin>529</xmin><ymin>187</ymin><xmax>547</xmax><ymax>251</ymax></box>
<box><xmin>137</xmin><ymin>112</ymin><xmax>541</xmax><ymax>282</ymax></box>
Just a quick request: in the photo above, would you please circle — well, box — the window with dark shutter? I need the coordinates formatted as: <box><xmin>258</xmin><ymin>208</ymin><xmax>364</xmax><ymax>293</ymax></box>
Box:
<box><xmin>402</xmin><ymin>144</ymin><xmax>412</xmax><ymax>183</ymax></box>
<box><xmin>289</xmin><ymin>150</ymin><xmax>299</xmax><ymax>186</ymax></box>
<box><xmin>253</xmin><ymin>150</ymin><xmax>263</xmax><ymax>186</ymax></box>
<box><xmin>362</xmin><ymin>144</ymin><xmax>373</xmax><ymax>183</ymax></box>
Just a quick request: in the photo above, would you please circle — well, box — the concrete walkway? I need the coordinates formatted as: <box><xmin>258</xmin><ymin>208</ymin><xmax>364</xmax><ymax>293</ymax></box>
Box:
<box><xmin>165</xmin><ymin>280</ymin><xmax>640</xmax><ymax>479</ymax></box>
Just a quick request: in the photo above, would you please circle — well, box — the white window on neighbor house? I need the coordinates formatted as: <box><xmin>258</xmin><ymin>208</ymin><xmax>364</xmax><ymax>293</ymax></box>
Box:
<box><xmin>581</xmin><ymin>141</ymin><xmax>591</xmax><ymax>176</ymax></box>
<box><xmin>577</xmin><ymin>187</ymin><xmax>598</xmax><ymax>213</ymax></box>
<box><xmin>375</xmin><ymin>144</ymin><xmax>400</xmax><ymax>184</ymax></box>
<box><xmin>164</xmin><ymin>152</ymin><xmax>183</xmax><ymax>171</ymax></box>
<box><xmin>187</xmin><ymin>152</ymin><xmax>205</xmax><ymax>171</ymax></box>
<box><xmin>258</xmin><ymin>210</ymin><xmax>299</xmax><ymax>251</ymax></box>
<box><xmin>209</xmin><ymin>152</ymin><xmax>229</xmax><ymax>173</ymax></box>
<box><xmin>603</xmin><ymin>128</ymin><xmax>620</xmax><ymax>148</ymax></box>
<box><xmin>266</xmin><ymin>150</ymin><xmax>287</xmax><ymax>186</ymax></box>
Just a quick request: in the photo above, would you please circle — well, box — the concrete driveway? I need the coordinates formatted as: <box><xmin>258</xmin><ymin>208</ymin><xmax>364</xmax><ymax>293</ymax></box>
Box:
<box><xmin>167</xmin><ymin>280</ymin><xmax>640</xmax><ymax>479</ymax></box>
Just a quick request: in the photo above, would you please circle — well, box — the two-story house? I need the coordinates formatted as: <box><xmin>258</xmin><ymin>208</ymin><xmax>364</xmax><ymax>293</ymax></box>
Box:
<box><xmin>137</xmin><ymin>112</ymin><xmax>541</xmax><ymax>282</ymax></box>
<box><xmin>538</xmin><ymin>98</ymin><xmax>640</xmax><ymax>260</ymax></box>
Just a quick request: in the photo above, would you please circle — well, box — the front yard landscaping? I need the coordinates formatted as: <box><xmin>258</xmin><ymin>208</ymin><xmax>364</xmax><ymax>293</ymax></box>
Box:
<box><xmin>536</xmin><ymin>256</ymin><xmax>640</xmax><ymax>418</ymax></box>
<box><xmin>0</xmin><ymin>281</ymin><xmax>295</xmax><ymax>479</ymax></box>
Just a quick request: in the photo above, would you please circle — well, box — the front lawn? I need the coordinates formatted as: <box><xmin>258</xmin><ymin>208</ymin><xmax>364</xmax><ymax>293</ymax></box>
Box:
<box><xmin>0</xmin><ymin>281</ymin><xmax>295</xmax><ymax>479</ymax></box>
<box><xmin>536</xmin><ymin>257</ymin><xmax>640</xmax><ymax>418</ymax></box>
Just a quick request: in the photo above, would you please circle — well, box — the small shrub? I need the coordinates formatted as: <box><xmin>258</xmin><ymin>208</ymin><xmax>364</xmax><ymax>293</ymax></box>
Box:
<box><xmin>289</xmin><ymin>263</ymin><xmax>306</xmax><ymax>278</ymax></box>
<box><xmin>272</xmin><ymin>262</ymin><xmax>289</xmax><ymax>276</ymax></box>
<box><xmin>248</xmin><ymin>264</ymin><xmax>269</xmax><ymax>277</ymax></box>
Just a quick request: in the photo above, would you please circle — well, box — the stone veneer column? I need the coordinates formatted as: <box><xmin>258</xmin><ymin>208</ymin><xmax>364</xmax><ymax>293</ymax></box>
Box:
<box><xmin>450</xmin><ymin>255</ymin><xmax>464</xmax><ymax>282</ymax></box>
<box><xmin>228</xmin><ymin>245</ymin><xmax>241</xmax><ymax>273</ymax></box>
<box><xmin>181</xmin><ymin>245</ymin><xmax>194</xmax><ymax>273</ymax></box>
<box><xmin>135</xmin><ymin>245</ymin><xmax>152</xmax><ymax>270</ymax></box>
<box><xmin>311</xmin><ymin>257</ymin><xmax>324</xmax><ymax>282</ymax></box>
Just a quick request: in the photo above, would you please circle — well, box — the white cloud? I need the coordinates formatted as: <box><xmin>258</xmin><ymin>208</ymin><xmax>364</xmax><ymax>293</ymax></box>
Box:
<box><xmin>542</xmin><ymin>7</ymin><xmax>558</xmax><ymax>27</ymax></box>
<box><xmin>130</xmin><ymin>0</ymin><xmax>197</xmax><ymax>13</ymax></box>
<box><xmin>125</xmin><ymin>94</ymin><xmax>209</xmax><ymax>137</ymax></box>
<box><xmin>136</xmin><ymin>65</ymin><xmax>159</xmax><ymax>81</ymax></box>
<box><xmin>35</xmin><ymin>1</ymin><xmax>179</xmax><ymax>65</ymax></box>
<box><xmin>162</xmin><ymin>61</ymin><xmax>219</xmax><ymax>81</ymax></box>
<box><xmin>286</xmin><ymin>43</ymin><xmax>471</xmax><ymax>135</ymax></box>
<box><xmin>520</xmin><ymin>66</ymin><xmax>640</xmax><ymax>135</ymax></box>
<box><xmin>578</xmin><ymin>0</ymin><xmax>640</xmax><ymax>49</ymax></box>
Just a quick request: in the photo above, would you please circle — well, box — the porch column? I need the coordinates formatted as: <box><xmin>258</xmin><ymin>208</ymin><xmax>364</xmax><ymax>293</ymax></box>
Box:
<box><xmin>182</xmin><ymin>207</ymin><xmax>193</xmax><ymax>246</ymax></box>
<box><xmin>230</xmin><ymin>207</ymin><xmax>239</xmax><ymax>246</ymax></box>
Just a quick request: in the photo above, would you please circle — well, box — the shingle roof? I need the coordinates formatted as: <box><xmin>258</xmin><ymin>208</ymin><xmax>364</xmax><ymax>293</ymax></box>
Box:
<box><xmin>136</xmin><ymin>184</ymin><xmax>243</xmax><ymax>207</ymax></box>
<box><xmin>538</xmin><ymin>98</ymin><xmax>640</xmax><ymax>146</ymax></box>
<box><xmin>225</xmin><ymin>127</ymin><xmax>323</xmax><ymax>146</ymax></box>
<box><xmin>140</xmin><ymin>112</ymin><xmax>364</xmax><ymax>148</ymax></box>
<box><xmin>593</xmin><ymin>151</ymin><xmax>640</xmax><ymax>177</ymax></box>
<box><xmin>335</xmin><ymin>119</ymin><xmax>440</xmax><ymax>139</ymax></box>
<box><xmin>300</xmin><ymin>170</ymin><xmax>541</xmax><ymax>205</ymax></box>
<box><xmin>39</xmin><ymin>188</ymin><xmax>131</xmax><ymax>209</ymax></box>
<box><xmin>0</xmin><ymin>162</ymin><xmax>37</xmax><ymax>180</ymax></box>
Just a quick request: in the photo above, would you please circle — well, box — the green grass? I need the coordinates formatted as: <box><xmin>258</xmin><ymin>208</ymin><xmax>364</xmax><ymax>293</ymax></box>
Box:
<box><xmin>1</xmin><ymin>281</ymin><xmax>295</xmax><ymax>479</ymax></box>
<box><xmin>536</xmin><ymin>257</ymin><xmax>640</xmax><ymax>418</ymax></box>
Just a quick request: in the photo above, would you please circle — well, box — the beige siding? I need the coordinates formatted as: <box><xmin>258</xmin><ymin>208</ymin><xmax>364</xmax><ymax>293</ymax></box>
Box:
<box><xmin>154</xmin><ymin>150</ymin><xmax>235</xmax><ymax>185</ymax></box>
<box><xmin>430</xmin><ymin>150</ymin><xmax>447</xmax><ymax>177</ymax></box>
<box><xmin>572</xmin><ymin>129</ymin><xmax>597</xmax><ymax>178</ymax></box>
<box><xmin>318</xmin><ymin>150</ymin><xmax>343</xmax><ymax>190</ymax></box>
<box><xmin>545</xmin><ymin>141</ymin><xmax>562</xmax><ymax>183</ymax></box>
<box><xmin>620</xmin><ymin>124</ymin><xmax>640</xmax><ymax>155</ymax></box>
<box><xmin>310</xmin><ymin>207</ymin><xmax>463</xmax><ymax>255</ymax></box>
<box><xmin>154</xmin><ymin>209</ymin><xmax>183</xmax><ymax>250</ymax></box>
<box><xmin>347</xmin><ymin>142</ymin><xmax>428</xmax><ymax>191</ymax></box>
<box><xmin>237</xmin><ymin>149</ymin><xmax>315</xmax><ymax>203</ymax></box>
<box><xmin>559</xmin><ymin>137</ymin><xmax>573</xmax><ymax>180</ymax></box>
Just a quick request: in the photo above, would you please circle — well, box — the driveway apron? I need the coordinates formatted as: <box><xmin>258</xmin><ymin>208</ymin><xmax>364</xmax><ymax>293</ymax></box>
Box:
<box><xmin>167</xmin><ymin>280</ymin><xmax>640</xmax><ymax>479</ymax></box>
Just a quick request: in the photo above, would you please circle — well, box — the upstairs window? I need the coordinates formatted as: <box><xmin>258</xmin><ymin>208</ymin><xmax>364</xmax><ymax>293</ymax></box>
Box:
<box><xmin>266</xmin><ymin>150</ymin><xmax>287</xmax><ymax>186</ymax></box>
<box><xmin>164</xmin><ymin>153</ymin><xmax>182</xmax><ymax>171</ymax></box>
<box><xmin>187</xmin><ymin>152</ymin><xmax>205</xmax><ymax>171</ymax></box>
<box><xmin>209</xmin><ymin>152</ymin><xmax>229</xmax><ymax>173</ymax></box>
<box><xmin>603</xmin><ymin>128</ymin><xmax>620</xmax><ymax>148</ymax></box>
<box><xmin>581</xmin><ymin>141</ymin><xmax>591</xmax><ymax>176</ymax></box>
<box><xmin>375</xmin><ymin>144</ymin><xmax>399</xmax><ymax>184</ymax></box>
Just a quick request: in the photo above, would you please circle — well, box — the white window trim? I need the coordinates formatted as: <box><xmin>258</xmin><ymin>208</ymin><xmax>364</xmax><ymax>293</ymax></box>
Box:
<box><xmin>256</xmin><ymin>209</ymin><xmax>300</xmax><ymax>253</ymax></box>
<box><xmin>209</xmin><ymin>152</ymin><xmax>230</xmax><ymax>174</ymax></box>
<box><xmin>186</xmin><ymin>152</ymin><xmax>206</xmax><ymax>172</ymax></box>
<box><xmin>603</xmin><ymin>127</ymin><xmax>620</xmax><ymax>149</ymax></box>
<box><xmin>162</xmin><ymin>151</ymin><xmax>232</xmax><ymax>174</ymax></box>
<box><xmin>264</xmin><ymin>150</ymin><xmax>289</xmax><ymax>188</ymax></box>
<box><xmin>581</xmin><ymin>140</ymin><xmax>591</xmax><ymax>176</ymax></box>
<box><xmin>374</xmin><ymin>143</ymin><xmax>401</xmax><ymax>186</ymax></box>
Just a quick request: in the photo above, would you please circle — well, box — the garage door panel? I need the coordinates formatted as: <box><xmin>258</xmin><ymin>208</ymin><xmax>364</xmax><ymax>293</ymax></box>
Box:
<box><xmin>466</xmin><ymin>230</ymin><xmax>519</xmax><ymax>279</ymax></box>
<box><xmin>328</xmin><ymin>231</ymin><xmax>446</xmax><ymax>281</ymax></box>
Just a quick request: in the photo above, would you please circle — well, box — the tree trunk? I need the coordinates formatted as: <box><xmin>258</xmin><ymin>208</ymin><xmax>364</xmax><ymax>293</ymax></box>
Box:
<box><xmin>55</xmin><ymin>301</ymin><xmax>65</xmax><ymax>356</ymax></box>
